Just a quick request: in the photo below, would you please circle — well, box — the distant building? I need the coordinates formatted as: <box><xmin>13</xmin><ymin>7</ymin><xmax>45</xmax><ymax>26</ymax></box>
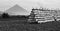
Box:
<box><xmin>5</xmin><ymin>4</ymin><xmax>30</xmax><ymax>16</ymax></box>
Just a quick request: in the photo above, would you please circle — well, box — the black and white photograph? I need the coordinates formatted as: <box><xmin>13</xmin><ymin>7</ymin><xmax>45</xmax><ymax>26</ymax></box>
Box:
<box><xmin>0</xmin><ymin>0</ymin><xmax>60</xmax><ymax>31</ymax></box>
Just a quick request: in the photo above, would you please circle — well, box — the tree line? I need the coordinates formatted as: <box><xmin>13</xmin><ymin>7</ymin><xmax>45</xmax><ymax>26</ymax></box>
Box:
<box><xmin>0</xmin><ymin>13</ymin><xmax>29</xmax><ymax>18</ymax></box>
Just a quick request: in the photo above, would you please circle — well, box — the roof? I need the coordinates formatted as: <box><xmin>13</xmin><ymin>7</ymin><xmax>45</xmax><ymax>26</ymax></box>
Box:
<box><xmin>5</xmin><ymin>4</ymin><xmax>30</xmax><ymax>15</ymax></box>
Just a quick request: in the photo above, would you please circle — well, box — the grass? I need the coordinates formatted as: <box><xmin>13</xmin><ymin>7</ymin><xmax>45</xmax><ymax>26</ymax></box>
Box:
<box><xmin>0</xmin><ymin>18</ymin><xmax>60</xmax><ymax>31</ymax></box>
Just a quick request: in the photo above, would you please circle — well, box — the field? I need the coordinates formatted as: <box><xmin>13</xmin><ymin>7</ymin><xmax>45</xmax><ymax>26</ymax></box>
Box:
<box><xmin>0</xmin><ymin>17</ymin><xmax>60</xmax><ymax>31</ymax></box>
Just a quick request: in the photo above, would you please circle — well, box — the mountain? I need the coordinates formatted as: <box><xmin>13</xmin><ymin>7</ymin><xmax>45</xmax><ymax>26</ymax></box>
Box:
<box><xmin>5</xmin><ymin>4</ymin><xmax>29</xmax><ymax>15</ymax></box>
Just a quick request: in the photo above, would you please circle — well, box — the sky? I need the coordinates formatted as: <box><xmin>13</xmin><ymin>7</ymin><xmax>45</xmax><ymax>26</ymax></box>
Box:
<box><xmin>0</xmin><ymin>0</ymin><xmax>60</xmax><ymax>14</ymax></box>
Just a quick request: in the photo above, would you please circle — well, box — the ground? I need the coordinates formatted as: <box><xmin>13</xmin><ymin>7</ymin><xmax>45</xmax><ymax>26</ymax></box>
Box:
<box><xmin>0</xmin><ymin>17</ymin><xmax>60</xmax><ymax>31</ymax></box>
